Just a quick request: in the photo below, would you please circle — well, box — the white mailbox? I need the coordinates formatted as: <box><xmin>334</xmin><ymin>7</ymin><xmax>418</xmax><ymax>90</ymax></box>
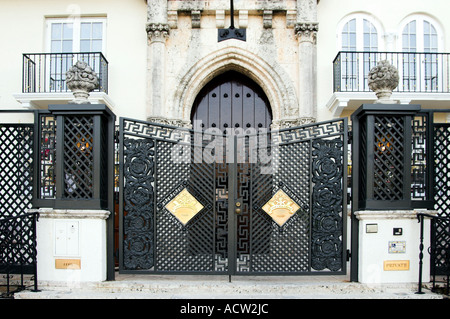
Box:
<box><xmin>54</xmin><ymin>221</ymin><xmax>80</xmax><ymax>256</ymax></box>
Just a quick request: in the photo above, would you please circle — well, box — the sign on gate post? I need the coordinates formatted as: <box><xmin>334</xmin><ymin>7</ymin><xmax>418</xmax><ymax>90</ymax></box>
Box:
<box><xmin>351</xmin><ymin>104</ymin><xmax>437</xmax><ymax>284</ymax></box>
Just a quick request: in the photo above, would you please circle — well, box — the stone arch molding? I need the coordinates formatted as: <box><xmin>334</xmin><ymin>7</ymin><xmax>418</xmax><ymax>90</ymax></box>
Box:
<box><xmin>170</xmin><ymin>46</ymin><xmax>299</xmax><ymax>124</ymax></box>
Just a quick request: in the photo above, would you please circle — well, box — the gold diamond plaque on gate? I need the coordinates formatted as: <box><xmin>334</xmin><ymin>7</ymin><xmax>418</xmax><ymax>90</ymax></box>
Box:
<box><xmin>262</xmin><ymin>190</ymin><xmax>300</xmax><ymax>226</ymax></box>
<box><xmin>165</xmin><ymin>188</ymin><xmax>204</xmax><ymax>226</ymax></box>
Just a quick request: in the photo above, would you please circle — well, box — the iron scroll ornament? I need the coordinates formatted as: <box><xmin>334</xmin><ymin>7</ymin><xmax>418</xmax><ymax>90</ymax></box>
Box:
<box><xmin>311</xmin><ymin>139</ymin><xmax>344</xmax><ymax>272</ymax></box>
<box><xmin>123</xmin><ymin>138</ymin><xmax>155</xmax><ymax>270</ymax></box>
<box><xmin>218</xmin><ymin>0</ymin><xmax>246</xmax><ymax>42</ymax></box>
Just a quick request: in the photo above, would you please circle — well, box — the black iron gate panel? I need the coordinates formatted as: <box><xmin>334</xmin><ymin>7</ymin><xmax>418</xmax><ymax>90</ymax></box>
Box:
<box><xmin>119</xmin><ymin>118</ymin><xmax>347</xmax><ymax>275</ymax></box>
<box><xmin>433</xmin><ymin>123</ymin><xmax>450</xmax><ymax>275</ymax></box>
<box><xmin>231</xmin><ymin>120</ymin><xmax>347</xmax><ymax>274</ymax></box>
<box><xmin>119</xmin><ymin>118</ymin><xmax>226</xmax><ymax>273</ymax></box>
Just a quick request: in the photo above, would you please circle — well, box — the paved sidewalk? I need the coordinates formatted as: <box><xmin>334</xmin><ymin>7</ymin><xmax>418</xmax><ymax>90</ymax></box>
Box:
<box><xmin>13</xmin><ymin>273</ymin><xmax>444</xmax><ymax>299</ymax></box>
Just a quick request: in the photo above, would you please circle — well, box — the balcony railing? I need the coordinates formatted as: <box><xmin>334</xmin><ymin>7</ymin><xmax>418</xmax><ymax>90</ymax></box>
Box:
<box><xmin>333</xmin><ymin>51</ymin><xmax>450</xmax><ymax>93</ymax></box>
<box><xmin>22</xmin><ymin>52</ymin><xmax>108</xmax><ymax>94</ymax></box>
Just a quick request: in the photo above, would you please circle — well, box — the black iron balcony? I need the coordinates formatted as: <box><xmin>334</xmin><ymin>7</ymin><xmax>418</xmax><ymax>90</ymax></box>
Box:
<box><xmin>22</xmin><ymin>52</ymin><xmax>108</xmax><ymax>94</ymax></box>
<box><xmin>333</xmin><ymin>51</ymin><xmax>450</xmax><ymax>93</ymax></box>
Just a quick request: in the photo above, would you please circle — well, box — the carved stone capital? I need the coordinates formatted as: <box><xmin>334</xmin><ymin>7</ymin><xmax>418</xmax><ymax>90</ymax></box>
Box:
<box><xmin>66</xmin><ymin>61</ymin><xmax>99</xmax><ymax>104</ymax></box>
<box><xmin>295</xmin><ymin>22</ymin><xmax>319</xmax><ymax>44</ymax></box>
<box><xmin>368</xmin><ymin>60</ymin><xmax>399</xmax><ymax>103</ymax></box>
<box><xmin>146</xmin><ymin>23</ymin><xmax>170</xmax><ymax>43</ymax></box>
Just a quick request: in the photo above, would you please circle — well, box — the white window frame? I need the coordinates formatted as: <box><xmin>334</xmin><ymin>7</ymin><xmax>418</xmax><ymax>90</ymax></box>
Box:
<box><xmin>46</xmin><ymin>17</ymin><xmax>107</xmax><ymax>53</ymax></box>
<box><xmin>44</xmin><ymin>17</ymin><xmax>107</xmax><ymax>92</ymax></box>
<box><xmin>398</xmin><ymin>14</ymin><xmax>443</xmax><ymax>53</ymax></box>
<box><xmin>398</xmin><ymin>15</ymin><xmax>445</xmax><ymax>92</ymax></box>
<box><xmin>336</xmin><ymin>13</ymin><xmax>384</xmax><ymax>91</ymax></box>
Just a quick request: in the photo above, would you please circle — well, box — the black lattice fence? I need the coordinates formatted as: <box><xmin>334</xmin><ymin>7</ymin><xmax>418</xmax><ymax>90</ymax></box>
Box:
<box><xmin>417</xmin><ymin>213</ymin><xmax>450</xmax><ymax>295</ymax></box>
<box><xmin>430</xmin><ymin>216</ymin><xmax>450</xmax><ymax>294</ymax></box>
<box><xmin>62</xmin><ymin>115</ymin><xmax>95</xmax><ymax>199</ymax></box>
<box><xmin>0</xmin><ymin>124</ymin><xmax>34</xmax><ymax>218</ymax></box>
<box><xmin>0</xmin><ymin>212</ymin><xmax>39</xmax><ymax>297</ymax></box>
<box><xmin>0</xmin><ymin>120</ymin><xmax>38</xmax><ymax>297</ymax></box>
<box><xmin>433</xmin><ymin>123</ymin><xmax>450</xmax><ymax>279</ymax></box>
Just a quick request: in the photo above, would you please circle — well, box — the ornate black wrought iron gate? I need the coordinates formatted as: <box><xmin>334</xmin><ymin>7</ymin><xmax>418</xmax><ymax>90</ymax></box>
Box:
<box><xmin>118</xmin><ymin>117</ymin><xmax>347</xmax><ymax>275</ymax></box>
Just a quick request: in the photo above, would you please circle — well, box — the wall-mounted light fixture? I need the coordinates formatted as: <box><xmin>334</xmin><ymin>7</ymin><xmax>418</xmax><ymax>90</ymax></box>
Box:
<box><xmin>218</xmin><ymin>0</ymin><xmax>246</xmax><ymax>42</ymax></box>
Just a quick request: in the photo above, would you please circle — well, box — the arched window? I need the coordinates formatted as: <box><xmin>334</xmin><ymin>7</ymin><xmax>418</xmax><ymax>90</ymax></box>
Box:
<box><xmin>338</xmin><ymin>15</ymin><xmax>381</xmax><ymax>91</ymax></box>
<box><xmin>400</xmin><ymin>16</ymin><xmax>442</xmax><ymax>91</ymax></box>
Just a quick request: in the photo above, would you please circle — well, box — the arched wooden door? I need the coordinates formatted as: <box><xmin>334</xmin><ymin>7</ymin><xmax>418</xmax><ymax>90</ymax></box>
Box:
<box><xmin>191</xmin><ymin>71</ymin><xmax>272</xmax><ymax>131</ymax></box>
<box><xmin>191</xmin><ymin>71</ymin><xmax>273</xmax><ymax>271</ymax></box>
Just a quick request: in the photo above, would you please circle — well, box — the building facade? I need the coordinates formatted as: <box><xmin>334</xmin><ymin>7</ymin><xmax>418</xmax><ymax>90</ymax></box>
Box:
<box><xmin>1</xmin><ymin>0</ymin><xmax>449</xmax><ymax>285</ymax></box>
<box><xmin>2</xmin><ymin>0</ymin><xmax>450</xmax><ymax>123</ymax></box>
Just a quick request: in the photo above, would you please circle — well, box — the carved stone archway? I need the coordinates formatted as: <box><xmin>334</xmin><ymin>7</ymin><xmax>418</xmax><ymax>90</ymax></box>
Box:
<box><xmin>170</xmin><ymin>46</ymin><xmax>299</xmax><ymax>128</ymax></box>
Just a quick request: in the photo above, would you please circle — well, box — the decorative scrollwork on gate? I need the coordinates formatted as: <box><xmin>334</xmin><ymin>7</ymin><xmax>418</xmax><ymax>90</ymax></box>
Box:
<box><xmin>311</xmin><ymin>138</ymin><xmax>344</xmax><ymax>272</ymax></box>
<box><xmin>123</xmin><ymin>138</ymin><xmax>155</xmax><ymax>270</ymax></box>
<box><xmin>119</xmin><ymin>117</ymin><xmax>347</xmax><ymax>274</ymax></box>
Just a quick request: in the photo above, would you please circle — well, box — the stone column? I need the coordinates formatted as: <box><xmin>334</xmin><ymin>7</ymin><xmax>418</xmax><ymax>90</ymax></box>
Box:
<box><xmin>295</xmin><ymin>0</ymin><xmax>318</xmax><ymax>124</ymax></box>
<box><xmin>146</xmin><ymin>0</ymin><xmax>169</xmax><ymax>121</ymax></box>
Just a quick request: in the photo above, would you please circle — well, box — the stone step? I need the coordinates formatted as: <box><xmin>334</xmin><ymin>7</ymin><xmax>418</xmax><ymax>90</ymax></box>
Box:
<box><xmin>13</xmin><ymin>274</ymin><xmax>444</xmax><ymax>299</ymax></box>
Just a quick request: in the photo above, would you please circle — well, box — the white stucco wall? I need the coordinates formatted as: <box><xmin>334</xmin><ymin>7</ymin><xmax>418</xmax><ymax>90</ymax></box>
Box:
<box><xmin>2</xmin><ymin>0</ymin><xmax>450</xmax><ymax>122</ymax></box>
<box><xmin>0</xmin><ymin>0</ymin><xmax>147</xmax><ymax>120</ymax></box>
<box><xmin>316</xmin><ymin>0</ymin><xmax>450</xmax><ymax>121</ymax></box>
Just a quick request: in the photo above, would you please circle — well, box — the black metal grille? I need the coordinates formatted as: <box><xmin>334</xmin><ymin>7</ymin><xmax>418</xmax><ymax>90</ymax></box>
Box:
<box><xmin>0</xmin><ymin>213</ymin><xmax>38</xmax><ymax>269</ymax></box>
<box><xmin>0</xmin><ymin>125</ymin><xmax>34</xmax><ymax>218</ymax></box>
<box><xmin>433</xmin><ymin>124</ymin><xmax>450</xmax><ymax>276</ymax></box>
<box><xmin>411</xmin><ymin>115</ymin><xmax>428</xmax><ymax>201</ymax></box>
<box><xmin>63</xmin><ymin>116</ymin><xmax>94</xmax><ymax>199</ymax></box>
<box><xmin>0</xmin><ymin>123</ymin><xmax>38</xmax><ymax>296</ymax></box>
<box><xmin>333</xmin><ymin>51</ymin><xmax>450</xmax><ymax>93</ymax></box>
<box><xmin>0</xmin><ymin>212</ymin><xmax>39</xmax><ymax>297</ymax></box>
<box><xmin>373</xmin><ymin>115</ymin><xmax>405</xmax><ymax>201</ymax></box>
<box><xmin>119</xmin><ymin>118</ymin><xmax>347</xmax><ymax>275</ymax></box>
<box><xmin>22</xmin><ymin>52</ymin><xmax>108</xmax><ymax>94</ymax></box>
<box><xmin>38</xmin><ymin>114</ymin><xmax>56</xmax><ymax>200</ymax></box>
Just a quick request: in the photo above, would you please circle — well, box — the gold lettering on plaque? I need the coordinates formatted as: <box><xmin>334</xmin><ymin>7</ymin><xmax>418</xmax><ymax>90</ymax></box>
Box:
<box><xmin>55</xmin><ymin>259</ymin><xmax>81</xmax><ymax>269</ymax></box>
<box><xmin>383</xmin><ymin>260</ymin><xmax>410</xmax><ymax>271</ymax></box>
<box><xmin>262</xmin><ymin>190</ymin><xmax>300</xmax><ymax>226</ymax></box>
<box><xmin>165</xmin><ymin>188</ymin><xmax>204</xmax><ymax>226</ymax></box>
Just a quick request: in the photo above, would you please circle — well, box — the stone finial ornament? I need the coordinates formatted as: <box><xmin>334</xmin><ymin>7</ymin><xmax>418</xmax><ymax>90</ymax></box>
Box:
<box><xmin>66</xmin><ymin>61</ymin><xmax>99</xmax><ymax>104</ymax></box>
<box><xmin>368</xmin><ymin>60</ymin><xmax>399</xmax><ymax>103</ymax></box>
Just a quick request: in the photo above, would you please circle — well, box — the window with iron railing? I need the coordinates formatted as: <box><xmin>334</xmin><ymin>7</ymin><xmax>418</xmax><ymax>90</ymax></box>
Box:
<box><xmin>333</xmin><ymin>51</ymin><xmax>450</xmax><ymax>93</ymax></box>
<box><xmin>334</xmin><ymin>14</ymin><xmax>447</xmax><ymax>94</ymax></box>
<box><xmin>47</xmin><ymin>18</ymin><xmax>105</xmax><ymax>92</ymax></box>
<box><xmin>22</xmin><ymin>17</ymin><xmax>108</xmax><ymax>94</ymax></box>
<box><xmin>338</xmin><ymin>15</ymin><xmax>380</xmax><ymax>92</ymax></box>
